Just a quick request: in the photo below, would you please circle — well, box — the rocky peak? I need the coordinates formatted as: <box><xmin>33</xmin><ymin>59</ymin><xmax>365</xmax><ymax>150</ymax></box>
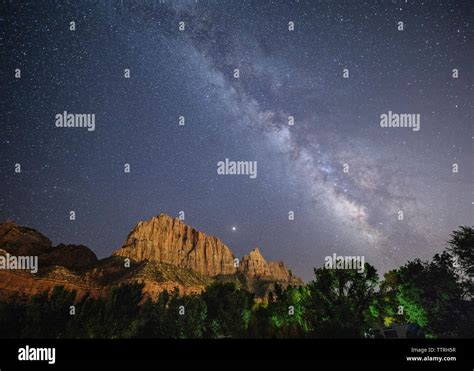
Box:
<box><xmin>113</xmin><ymin>214</ymin><xmax>237</xmax><ymax>276</ymax></box>
<box><xmin>40</xmin><ymin>244</ymin><xmax>98</xmax><ymax>270</ymax></box>
<box><xmin>0</xmin><ymin>220</ymin><xmax>52</xmax><ymax>256</ymax></box>
<box><xmin>238</xmin><ymin>247</ymin><xmax>302</xmax><ymax>283</ymax></box>
<box><xmin>268</xmin><ymin>261</ymin><xmax>301</xmax><ymax>283</ymax></box>
<box><xmin>239</xmin><ymin>247</ymin><xmax>272</xmax><ymax>277</ymax></box>
<box><xmin>113</xmin><ymin>214</ymin><xmax>303</xmax><ymax>284</ymax></box>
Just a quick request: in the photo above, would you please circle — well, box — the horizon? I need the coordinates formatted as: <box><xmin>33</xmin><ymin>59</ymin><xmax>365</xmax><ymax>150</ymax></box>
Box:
<box><xmin>0</xmin><ymin>212</ymin><xmax>469</xmax><ymax>283</ymax></box>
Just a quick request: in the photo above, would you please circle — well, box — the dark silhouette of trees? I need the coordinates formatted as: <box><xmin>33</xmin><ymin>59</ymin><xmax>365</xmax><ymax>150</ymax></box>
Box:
<box><xmin>448</xmin><ymin>226</ymin><xmax>473</xmax><ymax>299</ymax></box>
<box><xmin>370</xmin><ymin>226</ymin><xmax>473</xmax><ymax>338</ymax></box>
<box><xmin>22</xmin><ymin>286</ymin><xmax>77</xmax><ymax>338</ymax></box>
<box><xmin>201</xmin><ymin>282</ymin><xmax>254</xmax><ymax>338</ymax></box>
<box><xmin>305</xmin><ymin>263</ymin><xmax>378</xmax><ymax>338</ymax></box>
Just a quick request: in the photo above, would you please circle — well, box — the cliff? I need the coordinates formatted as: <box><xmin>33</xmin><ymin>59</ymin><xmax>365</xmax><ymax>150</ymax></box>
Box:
<box><xmin>0</xmin><ymin>214</ymin><xmax>302</xmax><ymax>301</ymax></box>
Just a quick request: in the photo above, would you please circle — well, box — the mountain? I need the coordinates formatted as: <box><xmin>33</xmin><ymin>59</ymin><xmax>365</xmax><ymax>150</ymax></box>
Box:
<box><xmin>0</xmin><ymin>220</ymin><xmax>98</xmax><ymax>270</ymax></box>
<box><xmin>113</xmin><ymin>214</ymin><xmax>237</xmax><ymax>276</ymax></box>
<box><xmin>239</xmin><ymin>247</ymin><xmax>298</xmax><ymax>282</ymax></box>
<box><xmin>0</xmin><ymin>220</ymin><xmax>52</xmax><ymax>256</ymax></box>
<box><xmin>0</xmin><ymin>214</ymin><xmax>302</xmax><ymax>301</ymax></box>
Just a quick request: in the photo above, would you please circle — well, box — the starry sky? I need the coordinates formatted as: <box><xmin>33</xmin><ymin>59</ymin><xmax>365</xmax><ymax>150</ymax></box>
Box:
<box><xmin>1</xmin><ymin>0</ymin><xmax>472</xmax><ymax>281</ymax></box>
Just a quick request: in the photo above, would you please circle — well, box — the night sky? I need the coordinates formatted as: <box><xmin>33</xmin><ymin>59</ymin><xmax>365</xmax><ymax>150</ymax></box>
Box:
<box><xmin>1</xmin><ymin>1</ymin><xmax>472</xmax><ymax>280</ymax></box>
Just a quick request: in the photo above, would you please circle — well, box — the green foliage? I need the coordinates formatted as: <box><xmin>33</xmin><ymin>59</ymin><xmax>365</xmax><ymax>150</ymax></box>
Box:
<box><xmin>22</xmin><ymin>286</ymin><xmax>77</xmax><ymax>338</ymax></box>
<box><xmin>263</xmin><ymin>284</ymin><xmax>310</xmax><ymax>337</ymax></box>
<box><xmin>372</xmin><ymin>269</ymin><xmax>407</xmax><ymax>327</ymax></box>
<box><xmin>201</xmin><ymin>282</ymin><xmax>254</xmax><ymax>338</ymax></box>
<box><xmin>305</xmin><ymin>263</ymin><xmax>379</xmax><ymax>337</ymax></box>
<box><xmin>390</xmin><ymin>251</ymin><xmax>471</xmax><ymax>337</ymax></box>
<box><xmin>162</xmin><ymin>290</ymin><xmax>208</xmax><ymax>338</ymax></box>
<box><xmin>103</xmin><ymin>282</ymin><xmax>144</xmax><ymax>338</ymax></box>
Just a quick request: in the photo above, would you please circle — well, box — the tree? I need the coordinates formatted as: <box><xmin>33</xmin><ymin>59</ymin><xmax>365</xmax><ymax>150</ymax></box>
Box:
<box><xmin>0</xmin><ymin>300</ymin><xmax>25</xmax><ymax>338</ymax></box>
<box><xmin>447</xmin><ymin>226</ymin><xmax>473</xmax><ymax>298</ymax></box>
<box><xmin>63</xmin><ymin>282</ymin><xmax>145</xmax><ymax>339</ymax></box>
<box><xmin>164</xmin><ymin>290</ymin><xmax>207</xmax><ymax>338</ymax></box>
<box><xmin>370</xmin><ymin>269</ymin><xmax>408</xmax><ymax>328</ymax></box>
<box><xmin>306</xmin><ymin>263</ymin><xmax>379</xmax><ymax>337</ymax></box>
<box><xmin>264</xmin><ymin>284</ymin><xmax>310</xmax><ymax>338</ymax></box>
<box><xmin>132</xmin><ymin>290</ymin><xmax>170</xmax><ymax>338</ymax></box>
<box><xmin>393</xmin><ymin>251</ymin><xmax>468</xmax><ymax>337</ymax></box>
<box><xmin>201</xmin><ymin>282</ymin><xmax>254</xmax><ymax>338</ymax></box>
<box><xmin>20</xmin><ymin>286</ymin><xmax>77</xmax><ymax>338</ymax></box>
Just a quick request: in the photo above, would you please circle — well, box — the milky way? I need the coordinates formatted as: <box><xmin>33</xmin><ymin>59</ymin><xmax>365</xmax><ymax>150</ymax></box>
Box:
<box><xmin>1</xmin><ymin>1</ymin><xmax>472</xmax><ymax>280</ymax></box>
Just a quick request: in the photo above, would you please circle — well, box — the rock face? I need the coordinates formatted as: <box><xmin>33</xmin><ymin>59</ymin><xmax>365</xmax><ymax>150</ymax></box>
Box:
<box><xmin>239</xmin><ymin>247</ymin><xmax>301</xmax><ymax>283</ymax></box>
<box><xmin>0</xmin><ymin>220</ymin><xmax>98</xmax><ymax>271</ymax></box>
<box><xmin>115</xmin><ymin>215</ymin><xmax>302</xmax><ymax>284</ymax></box>
<box><xmin>239</xmin><ymin>248</ymin><xmax>272</xmax><ymax>277</ymax></box>
<box><xmin>0</xmin><ymin>270</ymin><xmax>105</xmax><ymax>302</ymax></box>
<box><xmin>0</xmin><ymin>220</ymin><xmax>52</xmax><ymax>256</ymax></box>
<box><xmin>268</xmin><ymin>261</ymin><xmax>297</xmax><ymax>282</ymax></box>
<box><xmin>113</xmin><ymin>214</ymin><xmax>237</xmax><ymax>276</ymax></box>
<box><xmin>40</xmin><ymin>244</ymin><xmax>98</xmax><ymax>270</ymax></box>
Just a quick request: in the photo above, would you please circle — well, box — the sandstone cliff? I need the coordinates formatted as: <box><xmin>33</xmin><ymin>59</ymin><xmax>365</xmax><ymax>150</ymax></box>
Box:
<box><xmin>40</xmin><ymin>243</ymin><xmax>98</xmax><ymax>270</ymax></box>
<box><xmin>239</xmin><ymin>248</ymin><xmax>272</xmax><ymax>276</ymax></box>
<box><xmin>114</xmin><ymin>215</ymin><xmax>301</xmax><ymax>284</ymax></box>
<box><xmin>0</xmin><ymin>220</ymin><xmax>98</xmax><ymax>270</ymax></box>
<box><xmin>0</xmin><ymin>220</ymin><xmax>52</xmax><ymax>256</ymax></box>
<box><xmin>0</xmin><ymin>214</ymin><xmax>302</xmax><ymax>301</ymax></box>
<box><xmin>113</xmin><ymin>214</ymin><xmax>237</xmax><ymax>276</ymax></box>
<box><xmin>268</xmin><ymin>261</ymin><xmax>297</xmax><ymax>283</ymax></box>
<box><xmin>239</xmin><ymin>247</ymin><xmax>301</xmax><ymax>284</ymax></box>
